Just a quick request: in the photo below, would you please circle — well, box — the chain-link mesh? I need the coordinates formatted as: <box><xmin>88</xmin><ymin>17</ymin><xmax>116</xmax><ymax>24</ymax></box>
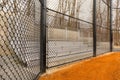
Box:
<box><xmin>112</xmin><ymin>0</ymin><xmax>120</xmax><ymax>51</ymax></box>
<box><xmin>1</xmin><ymin>0</ymin><xmax>115</xmax><ymax>79</ymax></box>
<box><xmin>96</xmin><ymin>0</ymin><xmax>110</xmax><ymax>54</ymax></box>
<box><xmin>113</xmin><ymin>30</ymin><xmax>120</xmax><ymax>51</ymax></box>
<box><xmin>0</xmin><ymin>0</ymin><xmax>41</xmax><ymax>80</ymax></box>
<box><xmin>46</xmin><ymin>0</ymin><xmax>93</xmax><ymax>68</ymax></box>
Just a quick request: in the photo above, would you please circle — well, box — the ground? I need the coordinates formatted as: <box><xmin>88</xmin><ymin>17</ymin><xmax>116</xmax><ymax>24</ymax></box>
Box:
<box><xmin>40</xmin><ymin>52</ymin><xmax>120</xmax><ymax>80</ymax></box>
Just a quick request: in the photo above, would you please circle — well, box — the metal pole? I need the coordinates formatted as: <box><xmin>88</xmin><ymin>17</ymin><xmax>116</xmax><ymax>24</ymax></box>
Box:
<box><xmin>93</xmin><ymin>0</ymin><xmax>96</xmax><ymax>57</ymax></box>
<box><xmin>40</xmin><ymin>0</ymin><xmax>46</xmax><ymax>73</ymax></box>
<box><xmin>110</xmin><ymin>0</ymin><xmax>113</xmax><ymax>51</ymax></box>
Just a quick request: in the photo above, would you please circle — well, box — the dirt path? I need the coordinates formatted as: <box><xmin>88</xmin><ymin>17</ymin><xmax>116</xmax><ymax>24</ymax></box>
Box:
<box><xmin>40</xmin><ymin>52</ymin><xmax>120</xmax><ymax>80</ymax></box>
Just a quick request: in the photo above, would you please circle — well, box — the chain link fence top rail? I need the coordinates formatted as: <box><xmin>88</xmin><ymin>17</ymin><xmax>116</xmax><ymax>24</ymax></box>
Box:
<box><xmin>0</xmin><ymin>0</ymin><xmax>41</xmax><ymax>80</ymax></box>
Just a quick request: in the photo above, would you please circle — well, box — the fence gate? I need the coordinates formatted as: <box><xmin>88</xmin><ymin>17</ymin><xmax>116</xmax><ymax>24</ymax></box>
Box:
<box><xmin>0</xmin><ymin>0</ymin><xmax>41</xmax><ymax>80</ymax></box>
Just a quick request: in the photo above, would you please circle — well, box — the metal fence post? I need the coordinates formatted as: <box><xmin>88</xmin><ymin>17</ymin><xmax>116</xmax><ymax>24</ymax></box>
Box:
<box><xmin>110</xmin><ymin>0</ymin><xmax>113</xmax><ymax>52</ymax></box>
<box><xmin>40</xmin><ymin>0</ymin><xmax>46</xmax><ymax>73</ymax></box>
<box><xmin>93</xmin><ymin>0</ymin><xmax>97</xmax><ymax>57</ymax></box>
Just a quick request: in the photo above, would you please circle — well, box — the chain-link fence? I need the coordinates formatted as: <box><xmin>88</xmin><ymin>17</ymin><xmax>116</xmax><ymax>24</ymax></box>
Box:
<box><xmin>113</xmin><ymin>30</ymin><xmax>120</xmax><ymax>51</ymax></box>
<box><xmin>96</xmin><ymin>0</ymin><xmax>111</xmax><ymax>54</ymax></box>
<box><xmin>46</xmin><ymin>0</ymin><xmax>113</xmax><ymax>69</ymax></box>
<box><xmin>47</xmin><ymin>11</ymin><xmax>93</xmax><ymax>68</ymax></box>
<box><xmin>112</xmin><ymin>0</ymin><xmax>120</xmax><ymax>51</ymax></box>
<box><xmin>0</xmin><ymin>0</ymin><xmax>41</xmax><ymax>80</ymax></box>
<box><xmin>46</xmin><ymin>0</ymin><xmax>94</xmax><ymax>68</ymax></box>
<box><xmin>0</xmin><ymin>0</ymin><xmax>114</xmax><ymax>79</ymax></box>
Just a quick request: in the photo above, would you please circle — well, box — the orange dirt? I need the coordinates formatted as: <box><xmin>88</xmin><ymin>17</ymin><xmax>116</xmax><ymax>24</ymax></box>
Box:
<box><xmin>40</xmin><ymin>52</ymin><xmax>120</xmax><ymax>80</ymax></box>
